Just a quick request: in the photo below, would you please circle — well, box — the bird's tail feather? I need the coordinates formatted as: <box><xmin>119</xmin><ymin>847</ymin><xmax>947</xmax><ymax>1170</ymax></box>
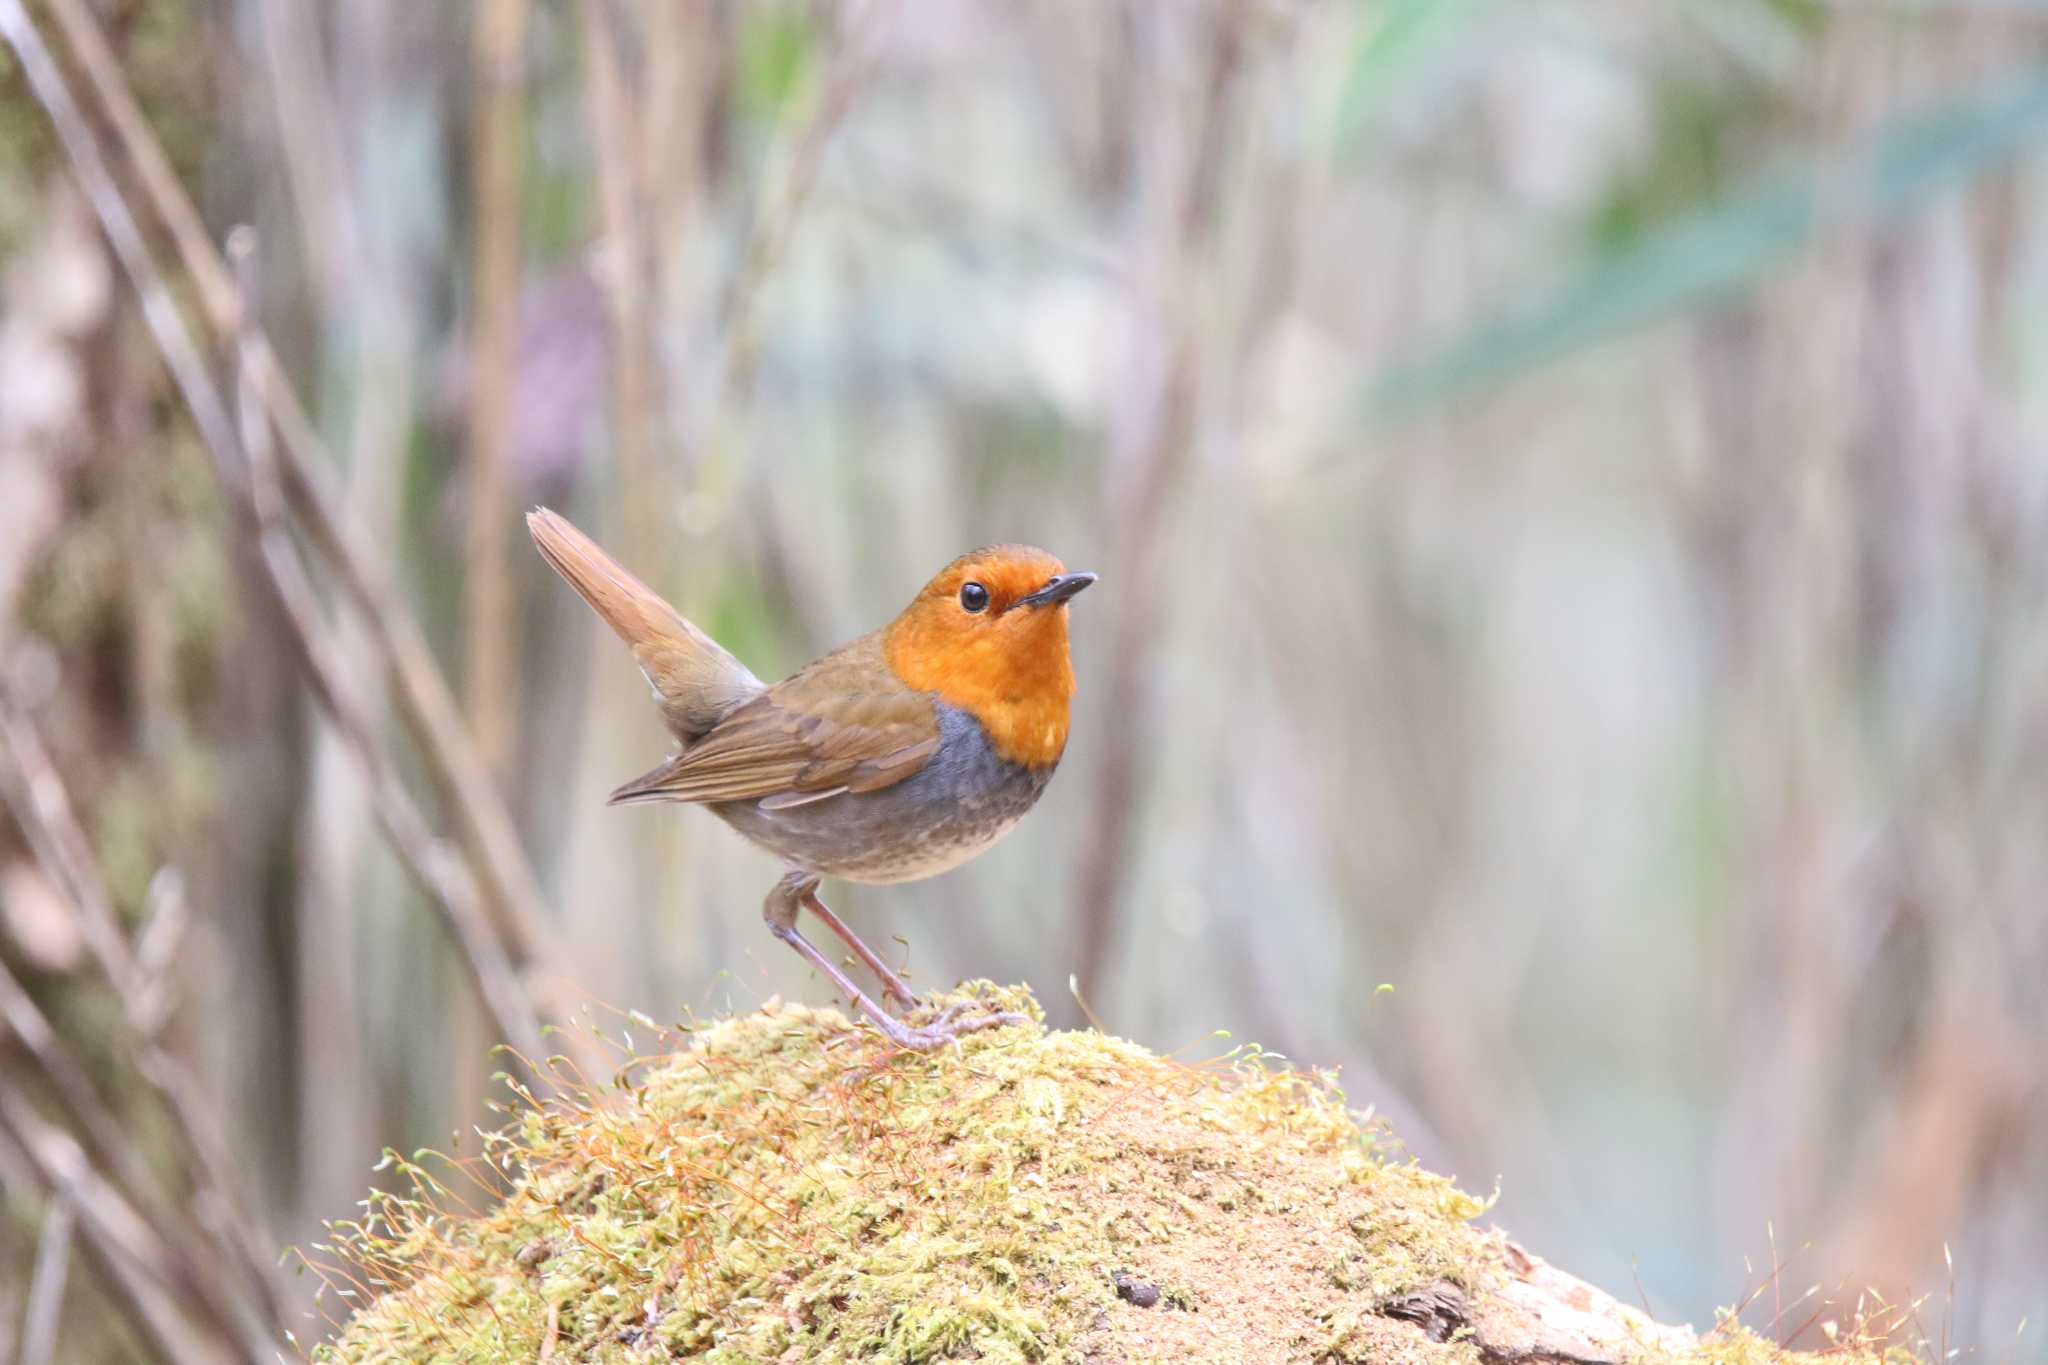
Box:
<box><xmin>526</xmin><ymin>507</ymin><xmax>764</xmax><ymax>743</ymax></box>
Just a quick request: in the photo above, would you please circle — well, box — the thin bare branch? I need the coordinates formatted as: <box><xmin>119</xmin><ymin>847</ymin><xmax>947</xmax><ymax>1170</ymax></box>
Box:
<box><xmin>1071</xmin><ymin>6</ymin><xmax>1241</xmax><ymax>996</ymax></box>
<box><xmin>18</xmin><ymin>1197</ymin><xmax>73</xmax><ymax>1365</ymax></box>
<box><xmin>251</xmin><ymin>0</ymin><xmax>360</xmax><ymax>308</ymax></box>
<box><xmin>710</xmin><ymin>0</ymin><xmax>895</xmax><ymax>408</ymax></box>
<box><xmin>580</xmin><ymin>0</ymin><xmax>662</xmax><ymax>567</ymax></box>
<box><xmin>37</xmin><ymin>0</ymin><xmax>560</xmax><ymax>978</ymax></box>
<box><xmin>0</xmin><ymin>700</ymin><xmax>285</xmax><ymax>1339</ymax></box>
<box><xmin>465</xmin><ymin>0</ymin><xmax>530</xmax><ymax>782</ymax></box>
<box><xmin>0</xmin><ymin>0</ymin><xmax>554</xmax><ymax>1073</ymax></box>
<box><xmin>0</xmin><ymin>31</ymin><xmax>572</xmax><ymax>1354</ymax></box>
<box><xmin>0</xmin><ymin>1219</ymin><xmax>16</xmax><ymax>1365</ymax></box>
<box><xmin>0</xmin><ymin>1097</ymin><xmax>238</xmax><ymax>1365</ymax></box>
<box><xmin>0</xmin><ymin>685</ymin><xmax>141</xmax><ymax>999</ymax></box>
<box><xmin>33</xmin><ymin>0</ymin><xmax>235</xmax><ymax>330</ymax></box>
<box><xmin>129</xmin><ymin>866</ymin><xmax>189</xmax><ymax>1039</ymax></box>
<box><xmin>0</xmin><ymin>955</ymin><xmax>150</xmax><ymax>1214</ymax></box>
<box><xmin>269</xmin><ymin>352</ymin><xmax>561</xmax><ymax>973</ymax></box>
<box><xmin>227</xmin><ymin>232</ymin><xmax>552</xmax><ymax>1070</ymax></box>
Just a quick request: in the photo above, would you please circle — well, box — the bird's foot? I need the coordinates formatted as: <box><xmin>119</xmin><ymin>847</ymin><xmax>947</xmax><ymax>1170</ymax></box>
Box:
<box><xmin>869</xmin><ymin>997</ymin><xmax>1028</xmax><ymax>1051</ymax></box>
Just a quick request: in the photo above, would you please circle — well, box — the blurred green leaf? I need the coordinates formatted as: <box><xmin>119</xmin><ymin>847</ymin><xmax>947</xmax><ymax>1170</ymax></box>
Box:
<box><xmin>1374</xmin><ymin>67</ymin><xmax>2048</xmax><ymax>414</ymax></box>
<box><xmin>737</xmin><ymin>7</ymin><xmax>818</xmax><ymax>121</ymax></box>
<box><xmin>1759</xmin><ymin>0</ymin><xmax>1828</xmax><ymax>33</ymax></box>
<box><xmin>1334</xmin><ymin>0</ymin><xmax>1489</xmax><ymax>147</ymax></box>
<box><xmin>1585</xmin><ymin>75</ymin><xmax>1779</xmax><ymax>255</ymax></box>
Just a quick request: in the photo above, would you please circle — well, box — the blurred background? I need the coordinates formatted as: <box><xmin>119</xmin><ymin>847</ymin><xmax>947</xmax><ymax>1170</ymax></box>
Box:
<box><xmin>0</xmin><ymin>0</ymin><xmax>2044</xmax><ymax>1360</ymax></box>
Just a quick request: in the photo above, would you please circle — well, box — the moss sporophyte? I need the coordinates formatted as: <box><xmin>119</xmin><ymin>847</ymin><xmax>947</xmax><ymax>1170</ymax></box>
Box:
<box><xmin>309</xmin><ymin>985</ymin><xmax>1916</xmax><ymax>1365</ymax></box>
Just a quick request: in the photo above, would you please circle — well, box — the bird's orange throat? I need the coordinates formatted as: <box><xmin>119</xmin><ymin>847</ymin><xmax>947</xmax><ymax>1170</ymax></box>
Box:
<box><xmin>883</xmin><ymin>608</ymin><xmax>1075</xmax><ymax>770</ymax></box>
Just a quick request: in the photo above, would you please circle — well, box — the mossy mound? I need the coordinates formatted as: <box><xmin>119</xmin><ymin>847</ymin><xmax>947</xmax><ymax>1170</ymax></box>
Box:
<box><xmin>314</xmin><ymin>986</ymin><xmax>1905</xmax><ymax>1365</ymax></box>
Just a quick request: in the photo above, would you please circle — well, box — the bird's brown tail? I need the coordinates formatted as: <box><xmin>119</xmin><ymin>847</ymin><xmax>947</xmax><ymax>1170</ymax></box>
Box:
<box><xmin>526</xmin><ymin>508</ymin><xmax>764</xmax><ymax>743</ymax></box>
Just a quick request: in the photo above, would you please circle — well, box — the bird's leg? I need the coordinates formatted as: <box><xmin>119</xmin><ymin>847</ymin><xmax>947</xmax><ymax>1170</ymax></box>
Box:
<box><xmin>799</xmin><ymin>884</ymin><xmax>917</xmax><ymax>1013</ymax></box>
<box><xmin>763</xmin><ymin>872</ymin><xmax>900</xmax><ymax>1032</ymax></box>
<box><xmin>762</xmin><ymin>872</ymin><xmax>1023</xmax><ymax>1050</ymax></box>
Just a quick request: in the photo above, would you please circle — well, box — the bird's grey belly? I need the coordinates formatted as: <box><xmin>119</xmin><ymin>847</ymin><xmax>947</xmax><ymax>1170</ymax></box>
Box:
<box><xmin>711</xmin><ymin>704</ymin><xmax>1055</xmax><ymax>884</ymax></box>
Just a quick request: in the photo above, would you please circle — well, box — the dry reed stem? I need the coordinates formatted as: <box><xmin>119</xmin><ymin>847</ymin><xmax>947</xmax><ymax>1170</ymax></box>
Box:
<box><xmin>0</xmin><ymin>1089</ymin><xmax>251</xmax><ymax>1365</ymax></box>
<box><xmin>37</xmin><ymin>0</ymin><xmax>561</xmax><ymax>979</ymax></box>
<box><xmin>579</xmin><ymin>0</ymin><xmax>662</xmax><ymax>568</ymax></box>
<box><xmin>17</xmin><ymin>1195</ymin><xmax>73</xmax><ymax>1365</ymax></box>
<box><xmin>464</xmin><ymin>0</ymin><xmax>530</xmax><ymax>784</ymax></box>
<box><xmin>1072</xmin><ymin>4</ymin><xmax>1243</xmax><ymax>994</ymax></box>
<box><xmin>250</xmin><ymin>0</ymin><xmax>359</xmax><ymax>307</ymax></box>
<box><xmin>225</xmin><ymin>232</ymin><xmax>552</xmax><ymax>1071</ymax></box>
<box><xmin>0</xmin><ymin>690</ymin><xmax>141</xmax><ymax>997</ymax></box>
<box><xmin>0</xmin><ymin>957</ymin><xmax>182</xmax><ymax>1253</ymax></box>
<box><xmin>0</xmin><ymin>688</ymin><xmax>285</xmax><ymax>1336</ymax></box>
<box><xmin>4</xmin><ymin>0</ymin><xmax>557</xmax><ymax>1110</ymax></box>
<box><xmin>711</xmin><ymin>0</ymin><xmax>894</xmax><ymax>408</ymax></box>
<box><xmin>18</xmin><ymin>0</ymin><xmax>609</xmax><ymax>1075</ymax></box>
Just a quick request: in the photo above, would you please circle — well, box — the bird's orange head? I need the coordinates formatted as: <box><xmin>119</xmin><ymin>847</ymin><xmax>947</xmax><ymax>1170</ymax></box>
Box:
<box><xmin>882</xmin><ymin>545</ymin><xmax>1096</xmax><ymax>770</ymax></box>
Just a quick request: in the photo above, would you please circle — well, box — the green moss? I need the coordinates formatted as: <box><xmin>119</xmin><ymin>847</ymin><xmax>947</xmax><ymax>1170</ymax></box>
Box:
<box><xmin>311</xmin><ymin>987</ymin><xmax>1904</xmax><ymax>1365</ymax></box>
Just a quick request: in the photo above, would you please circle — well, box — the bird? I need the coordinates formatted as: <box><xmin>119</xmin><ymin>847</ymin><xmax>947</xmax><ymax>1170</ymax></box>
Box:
<box><xmin>527</xmin><ymin>508</ymin><xmax>1096</xmax><ymax>1049</ymax></box>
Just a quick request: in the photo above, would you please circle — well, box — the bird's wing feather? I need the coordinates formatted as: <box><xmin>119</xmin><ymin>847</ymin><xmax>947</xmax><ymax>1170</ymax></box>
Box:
<box><xmin>756</xmin><ymin>786</ymin><xmax>849</xmax><ymax>811</ymax></box>
<box><xmin>608</xmin><ymin>635</ymin><xmax>940</xmax><ymax>806</ymax></box>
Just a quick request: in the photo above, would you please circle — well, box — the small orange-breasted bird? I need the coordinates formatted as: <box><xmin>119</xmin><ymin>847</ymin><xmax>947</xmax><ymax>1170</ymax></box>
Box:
<box><xmin>528</xmin><ymin>509</ymin><xmax>1095</xmax><ymax>1048</ymax></box>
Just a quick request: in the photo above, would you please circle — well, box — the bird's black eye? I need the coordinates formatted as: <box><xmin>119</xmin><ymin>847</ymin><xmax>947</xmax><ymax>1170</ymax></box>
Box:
<box><xmin>959</xmin><ymin>581</ymin><xmax>990</xmax><ymax>613</ymax></box>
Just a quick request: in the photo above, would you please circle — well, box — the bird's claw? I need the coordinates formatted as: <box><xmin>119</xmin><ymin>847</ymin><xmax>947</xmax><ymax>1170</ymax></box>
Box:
<box><xmin>922</xmin><ymin>1000</ymin><xmax>976</xmax><ymax>1029</ymax></box>
<box><xmin>872</xmin><ymin>1000</ymin><xmax>1027</xmax><ymax>1051</ymax></box>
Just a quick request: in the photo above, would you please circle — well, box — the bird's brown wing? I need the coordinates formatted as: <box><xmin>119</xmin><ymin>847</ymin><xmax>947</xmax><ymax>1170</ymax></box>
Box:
<box><xmin>607</xmin><ymin>634</ymin><xmax>940</xmax><ymax>806</ymax></box>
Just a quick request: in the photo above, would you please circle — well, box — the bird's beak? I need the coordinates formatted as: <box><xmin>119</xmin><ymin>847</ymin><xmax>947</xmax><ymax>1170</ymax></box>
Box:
<box><xmin>1017</xmin><ymin>572</ymin><xmax>1098</xmax><ymax>609</ymax></box>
